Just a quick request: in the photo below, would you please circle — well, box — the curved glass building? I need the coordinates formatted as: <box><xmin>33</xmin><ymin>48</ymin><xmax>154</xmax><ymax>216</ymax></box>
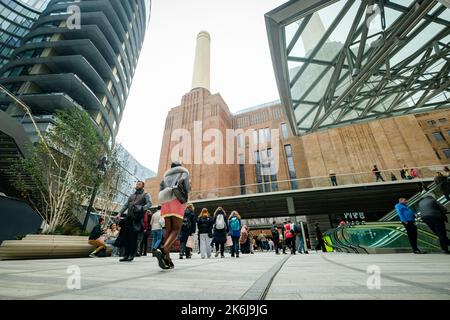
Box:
<box><xmin>0</xmin><ymin>0</ymin><xmax>152</xmax><ymax>141</ymax></box>
<box><xmin>0</xmin><ymin>0</ymin><xmax>49</xmax><ymax>68</ymax></box>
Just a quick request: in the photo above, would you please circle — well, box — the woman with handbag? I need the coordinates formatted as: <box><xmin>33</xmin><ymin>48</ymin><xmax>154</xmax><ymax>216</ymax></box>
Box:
<box><xmin>155</xmin><ymin>161</ymin><xmax>190</xmax><ymax>270</ymax></box>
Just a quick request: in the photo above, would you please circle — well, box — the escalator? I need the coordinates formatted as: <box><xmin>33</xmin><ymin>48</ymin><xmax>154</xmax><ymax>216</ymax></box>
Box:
<box><xmin>324</xmin><ymin>181</ymin><xmax>450</xmax><ymax>253</ymax></box>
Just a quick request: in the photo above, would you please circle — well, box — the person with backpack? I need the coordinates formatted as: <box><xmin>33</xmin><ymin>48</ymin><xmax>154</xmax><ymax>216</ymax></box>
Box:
<box><xmin>212</xmin><ymin>207</ymin><xmax>228</xmax><ymax>258</ymax></box>
<box><xmin>284</xmin><ymin>220</ymin><xmax>296</xmax><ymax>255</ymax></box>
<box><xmin>179</xmin><ymin>203</ymin><xmax>196</xmax><ymax>259</ymax></box>
<box><xmin>197</xmin><ymin>208</ymin><xmax>213</xmax><ymax>259</ymax></box>
<box><xmin>228</xmin><ymin>211</ymin><xmax>242</xmax><ymax>258</ymax></box>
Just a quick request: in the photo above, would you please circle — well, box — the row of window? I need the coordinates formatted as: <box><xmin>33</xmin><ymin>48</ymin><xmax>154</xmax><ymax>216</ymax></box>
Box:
<box><xmin>236</xmin><ymin>123</ymin><xmax>290</xmax><ymax>149</ymax></box>
<box><xmin>239</xmin><ymin>144</ymin><xmax>298</xmax><ymax>195</ymax></box>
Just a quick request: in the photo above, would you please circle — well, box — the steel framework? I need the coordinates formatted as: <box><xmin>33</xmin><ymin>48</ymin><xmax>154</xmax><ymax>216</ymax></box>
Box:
<box><xmin>266</xmin><ymin>0</ymin><xmax>450</xmax><ymax>135</ymax></box>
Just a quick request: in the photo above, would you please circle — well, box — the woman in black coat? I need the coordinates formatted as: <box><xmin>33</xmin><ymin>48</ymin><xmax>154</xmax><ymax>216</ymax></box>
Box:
<box><xmin>212</xmin><ymin>207</ymin><xmax>229</xmax><ymax>258</ymax></box>
<box><xmin>179</xmin><ymin>203</ymin><xmax>197</xmax><ymax>259</ymax></box>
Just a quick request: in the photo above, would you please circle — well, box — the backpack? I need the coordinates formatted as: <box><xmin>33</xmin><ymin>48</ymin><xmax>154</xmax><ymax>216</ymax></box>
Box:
<box><xmin>271</xmin><ymin>228</ymin><xmax>279</xmax><ymax>238</ymax></box>
<box><xmin>291</xmin><ymin>223</ymin><xmax>301</xmax><ymax>234</ymax></box>
<box><xmin>229</xmin><ymin>217</ymin><xmax>240</xmax><ymax>232</ymax></box>
<box><xmin>215</xmin><ymin>214</ymin><xmax>226</xmax><ymax>230</ymax></box>
<box><xmin>181</xmin><ymin>216</ymin><xmax>191</xmax><ymax>232</ymax></box>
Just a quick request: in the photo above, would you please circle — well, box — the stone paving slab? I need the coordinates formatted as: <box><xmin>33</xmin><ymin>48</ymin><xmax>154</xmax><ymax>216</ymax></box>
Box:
<box><xmin>0</xmin><ymin>252</ymin><xmax>449</xmax><ymax>300</ymax></box>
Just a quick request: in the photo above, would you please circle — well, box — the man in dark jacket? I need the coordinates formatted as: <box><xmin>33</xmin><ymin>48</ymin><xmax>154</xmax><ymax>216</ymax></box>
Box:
<box><xmin>314</xmin><ymin>223</ymin><xmax>327</xmax><ymax>252</ymax></box>
<box><xmin>418</xmin><ymin>194</ymin><xmax>450</xmax><ymax>254</ymax></box>
<box><xmin>116</xmin><ymin>181</ymin><xmax>152</xmax><ymax>262</ymax></box>
<box><xmin>434</xmin><ymin>172</ymin><xmax>450</xmax><ymax>201</ymax></box>
<box><xmin>179</xmin><ymin>203</ymin><xmax>197</xmax><ymax>259</ymax></box>
<box><xmin>271</xmin><ymin>221</ymin><xmax>280</xmax><ymax>255</ymax></box>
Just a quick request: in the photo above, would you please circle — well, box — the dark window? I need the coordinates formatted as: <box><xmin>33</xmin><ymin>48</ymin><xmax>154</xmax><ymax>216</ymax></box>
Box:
<box><xmin>443</xmin><ymin>149</ymin><xmax>450</xmax><ymax>159</ymax></box>
<box><xmin>254</xmin><ymin>151</ymin><xmax>263</xmax><ymax>193</ymax></box>
<box><xmin>268</xmin><ymin>148</ymin><xmax>278</xmax><ymax>191</ymax></box>
<box><xmin>284</xmin><ymin>145</ymin><xmax>298</xmax><ymax>190</ymax></box>
<box><xmin>439</xmin><ymin>118</ymin><xmax>447</xmax><ymax>124</ymax></box>
<box><xmin>239</xmin><ymin>154</ymin><xmax>246</xmax><ymax>195</ymax></box>
<box><xmin>261</xmin><ymin>149</ymin><xmax>271</xmax><ymax>192</ymax></box>
<box><xmin>427</xmin><ymin>120</ymin><xmax>436</xmax><ymax>126</ymax></box>
<box><xmin>433</xmin><ymin>132</ymin><xmax>444</xmax><ymax>142</ymax></box>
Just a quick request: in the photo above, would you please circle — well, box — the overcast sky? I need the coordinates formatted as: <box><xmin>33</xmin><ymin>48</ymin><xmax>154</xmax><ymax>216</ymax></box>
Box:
<box><xmin>116</xmin><ymin>0</ymin><xmax>288</xmax><ymax>173</ymax></box>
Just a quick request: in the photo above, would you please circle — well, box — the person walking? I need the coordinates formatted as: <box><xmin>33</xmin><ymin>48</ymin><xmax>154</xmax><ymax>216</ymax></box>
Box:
<box><xmin>395</xmin><ymin>198</ymin><xmax>421</xmax><ymax>254</ymax></box>
<box><xmin>212</xmin><ymin>207</ymin><xmax>228</xmax><ymax>258</ymax></box>
<box><xmin>297</xmin><ymin>233</ymin><xmax>307</xmax><ymax>254</ymax></box>
<box><xmin>116</xmin><ymin>181</ymin><xmax>152</xmax><ymax>262</ymax></box>
<box><xmin>150</xmin><ymin>206</ymin><xmax>164</xmax><ymax>256</ymax></box>
<box><xmin>434</xmin><ymin>172</ymin><xmax>450</xmax><ymax>201</ymax></box>
<box><xmin>197</xmin><ymin>208</ymin><xmax>213</xmax><ymax>259</ymax></box>
<box><xmin>329</xmin><ymin>169</ymin><xmax>338</xmax><ymax>186</ymax></box>
<box><xmin>271</xmin><ymin>221</ymin><xmax>280</xmax><ymax>255</ymax></box>
<box><xmin>240</xmin><ymin>225</ymin><xmax>251</xmax><ymax>254</ymax></box>
<box><xmin>372</xmin><ymin>165</ymin><xmax>385</xmax><ymax>182</ymax></box>
<box><xmin>284</xmin><ymin>220</ymin><xmax>296</xmax><ymax>254</ymax></box>
<box><xmin>179</xmin><ymin>203</ymin><xmax>196</xmax><ymax>259</ymax></box>
<box><xmin>228</xmin><ymin>211</ymin><xmax>242</xmax><ymax>258</ymax></box>
<box><xmin>418</xmin><ymin>194</ymin><xmax>450</xmax><ymax>254</ymax></box>
<box><xmin>155</xmin><ymin>161</ymin><xmax>190</xmax><ymax>269</ymax></box>
<box><xmin>314</xmin><ymin>223</ymin><xmax>327</xmax><ymax>252</ymax></box>
<box><xmin>88</xmin><ymin>217</ymin><xmax>106</xmax><ymax>257</ymax></box>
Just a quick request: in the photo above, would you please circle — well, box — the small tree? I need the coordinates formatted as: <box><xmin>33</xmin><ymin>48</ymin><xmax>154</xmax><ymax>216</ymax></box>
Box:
<box><xmin>9</xmin><ymin>108</ymin><xmax>107</xmax><ymax>233</ymax></box>
<box><xmin>96</xmin><ymin>143</ymin><xmax>128</xmax><ymax>223</ymax></box>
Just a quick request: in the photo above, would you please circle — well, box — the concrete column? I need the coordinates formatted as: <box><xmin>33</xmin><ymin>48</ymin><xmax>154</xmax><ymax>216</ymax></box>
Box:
<box><xmin>191</xmin><ymin>31</ymin><xmax>211</xmax><ymax>91</ymax></box>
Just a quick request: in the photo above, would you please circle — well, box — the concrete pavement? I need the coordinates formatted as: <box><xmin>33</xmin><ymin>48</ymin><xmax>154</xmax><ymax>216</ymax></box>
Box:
<box><xmin>0</xmin><ymin>252</ymin><xmax>448</xmax><ymax>300</ymax></box>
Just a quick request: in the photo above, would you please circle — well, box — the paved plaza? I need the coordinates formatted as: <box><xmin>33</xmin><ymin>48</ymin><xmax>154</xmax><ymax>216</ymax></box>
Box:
<box><xmin>0</xmin><ymin>252</ymin><xmax>449</xmax><ymax>300</ymax></box>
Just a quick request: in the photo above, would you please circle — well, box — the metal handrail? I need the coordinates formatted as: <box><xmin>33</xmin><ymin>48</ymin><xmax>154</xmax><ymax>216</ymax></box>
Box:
<box><xmin>190</xmin><ymin>164</ymin><xmax>444</xmax><ymax>196</ymax></box>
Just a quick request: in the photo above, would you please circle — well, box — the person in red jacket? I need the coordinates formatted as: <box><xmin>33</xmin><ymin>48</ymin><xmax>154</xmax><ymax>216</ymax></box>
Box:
<box><xmin>284</xmin><ymin>220</ymin><xmax>296</xmax><ymax>255</ymax></box>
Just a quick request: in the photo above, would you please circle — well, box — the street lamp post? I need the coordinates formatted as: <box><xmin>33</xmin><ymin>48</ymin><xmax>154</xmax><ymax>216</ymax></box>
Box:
<box><xmin>82</xmin><ymin>156</ymin><xmax>108</xmax><ymax>232</ymax></box>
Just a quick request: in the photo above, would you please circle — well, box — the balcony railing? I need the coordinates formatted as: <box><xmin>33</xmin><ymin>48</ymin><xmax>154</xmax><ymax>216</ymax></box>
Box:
<box><xmin>189</xmin><ymin>164</ymin><xmax>446</xmax><ymax>200</ymax></box>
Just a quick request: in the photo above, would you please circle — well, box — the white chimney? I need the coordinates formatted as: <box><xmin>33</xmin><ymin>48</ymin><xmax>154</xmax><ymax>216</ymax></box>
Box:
<box><xmin>191</xmin><ymin>31</ymin><xmax>211</xmax><ymax>91</ymax></box>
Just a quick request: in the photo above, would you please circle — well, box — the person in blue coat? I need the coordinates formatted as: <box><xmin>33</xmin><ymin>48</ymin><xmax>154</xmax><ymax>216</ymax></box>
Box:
<box><xmin>179</xmin><ymin>203</ymin><xmax>197</xmax><ymax>259</ymax></box>
<box><xmin>228</xmin><ymin>211</ymin><xmax>242</xmax><ymax>258</ymax></box>
<box><xmin>395</xmin><ymin>197</ymin><xmax>421</xmax><ymax>253</ymax></box>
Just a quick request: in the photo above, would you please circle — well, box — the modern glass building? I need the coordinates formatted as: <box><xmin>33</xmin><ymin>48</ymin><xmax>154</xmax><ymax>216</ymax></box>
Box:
<box><xmin>0</xmin><ymin>0</ymin><xmax>49</xmax><ymax>68</ymax></box>
<box><xmin>265</xmin><ymin>0</ymin><xmax>450</xmax><ymax>135</ymax></box>
<box><xmin>0</xmin><ymin>0</ymin><xmax>152</xmax><ymax>141</ymax></box>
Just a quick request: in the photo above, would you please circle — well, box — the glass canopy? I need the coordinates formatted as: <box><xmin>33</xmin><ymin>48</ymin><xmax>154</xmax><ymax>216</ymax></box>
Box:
<box><xmin>266</xmin><ymin>0</ymin><xmax>450</xmax><ymax>134</ymax></box>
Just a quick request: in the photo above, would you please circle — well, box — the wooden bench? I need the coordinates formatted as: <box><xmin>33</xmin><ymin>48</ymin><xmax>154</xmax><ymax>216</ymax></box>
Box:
<box><xmin>0</xmin><ymin>235</ymin><xmax>112</xmax><ymax>260</ymax></box>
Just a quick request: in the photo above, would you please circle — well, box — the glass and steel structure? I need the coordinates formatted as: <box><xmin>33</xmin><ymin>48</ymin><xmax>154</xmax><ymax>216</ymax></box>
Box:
<box><xmin>266</xmin><ymin>0</ymin><xmax>450</xmax><ymax>135</ymax></box>
<box><xmin>0</xmin><ymin>0</ymin><xmax>152</xmax><ymax>140</ymax></box>
<box><xmin>0</xmin><ymin>0</ymin><xmax>49</xmax><ymax>68</ymax></box>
